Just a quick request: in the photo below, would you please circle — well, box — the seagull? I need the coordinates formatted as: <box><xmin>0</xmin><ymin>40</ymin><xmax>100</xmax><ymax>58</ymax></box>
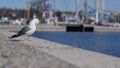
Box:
<box><xmin>10</xmin><ymin>15</ymin><xmax>39</xmax><ymax>40</ymax></box>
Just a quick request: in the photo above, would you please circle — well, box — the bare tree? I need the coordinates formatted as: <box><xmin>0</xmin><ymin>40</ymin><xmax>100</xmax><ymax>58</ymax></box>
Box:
<box><xmin>31</xmin><ymin>0</ymin><xmax>45</xmax><ymax>19</ymax></box>
<box><xmin>31</xmin><ymin>0</ymin><xmax>44</xmax><ymax>12</ymax></box>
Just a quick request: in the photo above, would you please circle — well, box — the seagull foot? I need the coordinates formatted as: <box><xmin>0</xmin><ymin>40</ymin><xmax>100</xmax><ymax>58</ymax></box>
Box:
<box><xmin>26</xmin><ymin>36</ymin><xmax>32</xmax><ymax>41</ymax></box>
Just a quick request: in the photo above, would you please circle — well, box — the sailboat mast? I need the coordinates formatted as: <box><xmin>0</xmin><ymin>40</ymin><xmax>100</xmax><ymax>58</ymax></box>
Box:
<box><xmin>95</xmin><ymin>0</ymin><xmax>99</xmax><ymax>23</ymax></box>
<box><xmin>27</xmin><ymin>0</ymin><xmax>30</xmax><ymax>19</ymax></box>
<box><xmin>84</xmin><ymin>0</ymin><xmax>88</xmax><ymax>23</ymax></box>
<box><xmin>75</xmin><ymin>0</ymin><xmax>80</xmax><ymax>22</ymax></box>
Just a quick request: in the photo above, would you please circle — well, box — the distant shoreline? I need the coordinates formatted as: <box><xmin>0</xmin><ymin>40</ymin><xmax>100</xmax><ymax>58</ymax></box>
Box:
<box><xmin>1</xmin><ymin>24</ymin><xmax>120</xmax><ymax>32</ymax></box>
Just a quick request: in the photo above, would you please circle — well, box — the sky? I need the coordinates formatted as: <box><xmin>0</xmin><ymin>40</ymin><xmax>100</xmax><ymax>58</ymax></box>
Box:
<box><xmin>0</xmin><ymin>0</ymin><xmax>120</xmax><ymax>12</ymax></box>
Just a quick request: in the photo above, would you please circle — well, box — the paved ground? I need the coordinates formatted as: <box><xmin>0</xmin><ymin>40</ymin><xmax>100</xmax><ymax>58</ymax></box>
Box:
<box><xmin>0</xmin><ymin>30</ymin><xmax>79</xmax><ymax>68</ymax></box>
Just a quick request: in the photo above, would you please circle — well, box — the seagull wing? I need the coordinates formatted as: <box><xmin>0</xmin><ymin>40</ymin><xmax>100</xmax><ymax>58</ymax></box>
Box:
<box><xmin>10</xmin><ymin>26</ymin><xmax>31</xmax><ymax>39</ymax></box>
<box><xmin>18</xmin><ymin>26</ymin><xmax>31</xmax><ymax>36</ymax></box>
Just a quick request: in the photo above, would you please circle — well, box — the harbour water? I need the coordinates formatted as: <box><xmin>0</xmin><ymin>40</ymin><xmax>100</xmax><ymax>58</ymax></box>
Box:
<box><xmin>32</xmin><ymin>32</ymin><xmax>120</xmax><ymax>57</ymax></box>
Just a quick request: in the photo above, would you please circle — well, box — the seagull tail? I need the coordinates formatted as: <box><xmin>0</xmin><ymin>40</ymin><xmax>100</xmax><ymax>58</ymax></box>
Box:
<box><xmin>9</xmin><ymin>34</ymin><xmax>20</xmax><ymax>39</ymax></box>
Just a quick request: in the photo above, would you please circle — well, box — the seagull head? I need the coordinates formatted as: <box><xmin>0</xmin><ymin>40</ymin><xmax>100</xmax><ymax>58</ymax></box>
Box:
<box><xmin>33</xmin><ymin>15</ymin><xmax>40</xmax><ymax>25</ymax></box>
<box><xmin>29</xmin><ymin>18</ymin><xmax>40</xmax><ymax>25</ymax></box>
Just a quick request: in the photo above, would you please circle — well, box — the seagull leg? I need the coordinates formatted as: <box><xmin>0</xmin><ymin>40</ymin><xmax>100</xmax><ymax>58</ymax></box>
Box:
<box><xmin>26</xmin><ymin>35</ymin><xmax>31</xmax><ymax>41</ymax></box>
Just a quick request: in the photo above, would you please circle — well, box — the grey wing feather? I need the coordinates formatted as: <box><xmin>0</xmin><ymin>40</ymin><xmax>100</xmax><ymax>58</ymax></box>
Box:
<box><xmin>18</xmin><ymin>26</ymin><xmax>31</xmax><ymax>36</ymax></box>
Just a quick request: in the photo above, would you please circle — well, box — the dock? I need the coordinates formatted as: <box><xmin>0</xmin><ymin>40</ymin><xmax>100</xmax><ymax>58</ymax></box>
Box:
<box><xmin>1</xmin><ymin>24</ymin><xmax>120</xmax><ymax>32</ymax></box>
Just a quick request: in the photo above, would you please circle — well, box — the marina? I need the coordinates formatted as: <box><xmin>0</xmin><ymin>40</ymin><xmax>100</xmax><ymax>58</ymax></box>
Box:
<box><xmin>0</xmin><ymin>0</ymin><xmax>120</xmax><ymax>68</ymax></box>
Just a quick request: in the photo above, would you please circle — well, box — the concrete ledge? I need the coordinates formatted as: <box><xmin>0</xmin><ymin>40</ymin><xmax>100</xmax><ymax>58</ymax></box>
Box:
<box><xmin>1</xmin><ymin>29</ymin><xmax>120</xmax><ymax>68</ymax></box>
<box><xmin>25</xmin><ymin>37</ymin><xmax>120</xmax><ymax>68</ymax></box>
<box><xmin>0</xmin><ymin>30</ymin><xmax>79</xmax><ymax>68</ymax></box>
<box><xmin>94</xmin><ymin>26</ymin><xmax>120</xmax><ymax>32</ymax></box>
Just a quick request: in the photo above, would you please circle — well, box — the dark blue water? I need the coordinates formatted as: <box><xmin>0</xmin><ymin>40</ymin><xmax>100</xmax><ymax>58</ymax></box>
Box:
<box><xmin>32</xmin><ymin>32</ymin><xmax>120</xmax><ymax>57</ymax></box>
